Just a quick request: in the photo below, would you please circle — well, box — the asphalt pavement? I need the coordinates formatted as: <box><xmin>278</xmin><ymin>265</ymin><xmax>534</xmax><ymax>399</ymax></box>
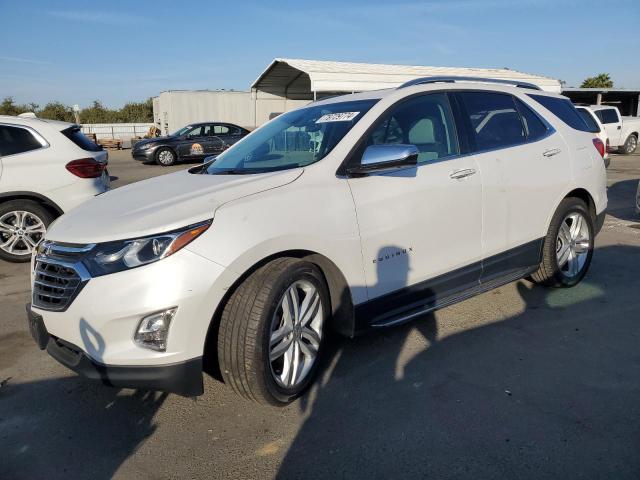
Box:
<box><xmin>1</xmin><ymin>150</ymin><xmax>639</xmax><ymax>479</ymax></box>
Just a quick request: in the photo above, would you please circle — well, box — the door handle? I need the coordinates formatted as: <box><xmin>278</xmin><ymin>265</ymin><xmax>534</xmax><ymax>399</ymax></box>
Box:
<box><xmin>449</xmin><ymin>168</ymin><xmax>476</xmax><ymax>179</ymax></box>
<box><xmin>617</xmin><ymin>126</ymin><xmax>622</xmax><ymax>130</ymax></box>
<box><xmin>543</xmin><ymin>148</ymin><xmax>561</xmax><ymax>157</ymax></box>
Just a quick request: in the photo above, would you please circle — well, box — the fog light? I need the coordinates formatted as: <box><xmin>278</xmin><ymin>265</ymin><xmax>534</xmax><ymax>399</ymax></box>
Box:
<box><xmin>134</xmin><ymin>307</ymin><xmax>177</xmax><ymax>352</ymax></box>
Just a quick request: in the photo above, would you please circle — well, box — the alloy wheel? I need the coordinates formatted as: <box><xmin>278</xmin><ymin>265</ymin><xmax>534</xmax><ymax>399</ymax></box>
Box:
<box><xmin>556</xmin><ymin>211</ymin><xmax>591</xmax><ymax>277</ymax></box>
<box><xmin>0</xmin><ymin>210</ymin><xmax>46</xmax><ymax>257</ymax></box>
<box><xmin>158</xmin><ymin>150</ymin><xmax>175</xmax><ymax>165</ymax></box>
<box><xmin>627</xmin><ymin>136</ymin><xmax>637</xmax><ymax>154</ymax></box>
<box><xmin>269</xmin><ymin>280</ymin><xmax>323</xmax><ymax>389</ymax></box>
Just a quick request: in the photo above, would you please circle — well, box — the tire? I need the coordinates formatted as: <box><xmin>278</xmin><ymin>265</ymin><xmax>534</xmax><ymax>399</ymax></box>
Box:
<box><xmin>217</xmin><ymin>258</ymin><xmax>329</xmax><ymax>405</ymax></box>
<box><xmin>621</xmin><ymin>134</ymin><xmax>637</xmax><ymax>155</ymax></box>
<box><xmin>155</xmin><ymin>147</ymin><xmax>177</xmax><ymax>166</ymax></box>
<box><xmin>0</xmin><ymin>200</ymin><xmax>53</xmax><ymax>263</ymax></box>
<box><xmin>530</xmin><ymin>197</ymin><xmax>594</xmax><ymax>287</ymax></box>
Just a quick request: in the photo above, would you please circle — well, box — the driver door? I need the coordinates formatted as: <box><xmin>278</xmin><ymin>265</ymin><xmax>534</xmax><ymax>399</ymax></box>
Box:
<box><xmin>347</xmin><ymin>92</ymin><xmax>483</xmax><ymax>306</ymax></box>
<box><xmin>177</xmin><ymin>125</ymin><xmax>205</xmax><ymax>158</ymax></box>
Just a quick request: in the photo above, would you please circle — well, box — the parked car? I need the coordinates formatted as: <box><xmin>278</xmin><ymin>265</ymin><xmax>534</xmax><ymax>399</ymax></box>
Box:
<box><xmin>0</xmin><ymin>115</ymin><xmax>109</xmax><ymax>262</ymax></box>
<box><xmin>587</xmin><ymin>105</ymin><xmax>640</xmax><ymax>154</ymax></box>
<box><xmin>636</xmin><ymin>180</ymin><xmax>640</xmax><ymax>216</ymax></box>
<box><xmin>27</xmin><ymin>77</ymin><xmax>607</xmax><ymax>405</ymax></box>
<box><xmin>575</xmin><ymin>106</ymin><xmax>610</xmax><ymax>167</ymax></box>
<box><xmin>131</xmin><ymin>122</ymin><xmax>250</xmax><ymax>166</ymax></box>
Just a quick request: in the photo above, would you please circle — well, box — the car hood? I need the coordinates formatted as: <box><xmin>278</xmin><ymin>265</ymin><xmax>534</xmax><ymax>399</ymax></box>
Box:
<box><xmin>46</xmin><ymin>168</ymin><xmax>303</xmax><ymax>244</ymax></box>
<box><xmin>135</xmin><ymin>136</ymin><xmax>175</xmax><ymax>147</ymax></box>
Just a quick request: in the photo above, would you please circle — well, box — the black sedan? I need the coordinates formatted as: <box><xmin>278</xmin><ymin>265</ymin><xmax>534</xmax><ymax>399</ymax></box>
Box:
<box><xmin>132</xmin><ymin>122</ymin><xmax>250</xmax><ymax>166</ymax></box>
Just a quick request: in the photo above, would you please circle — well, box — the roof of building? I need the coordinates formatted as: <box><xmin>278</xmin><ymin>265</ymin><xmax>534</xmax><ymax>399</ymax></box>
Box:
<box><xmin>252</xmin><ymin>58</ymin><xmax>561</xmax><ymax>93</ymax></box>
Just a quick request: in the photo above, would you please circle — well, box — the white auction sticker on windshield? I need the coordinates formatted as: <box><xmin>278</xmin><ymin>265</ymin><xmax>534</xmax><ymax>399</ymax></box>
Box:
<box><xmin>316</xmin><ymin>112</ymin><xmax>360</xmax><ymax>123</ymax></box>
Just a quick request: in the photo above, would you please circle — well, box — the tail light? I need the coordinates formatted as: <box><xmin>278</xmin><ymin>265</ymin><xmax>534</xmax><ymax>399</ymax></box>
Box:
<box><xmin>592</xmin><ymin>138</ymin><xmax>605</xmax><ymax>158</ymax></box>
<box><xmin>65</xmin><ymin>158</ymin><xmax>106</xmax><ymax>178</ymax></box>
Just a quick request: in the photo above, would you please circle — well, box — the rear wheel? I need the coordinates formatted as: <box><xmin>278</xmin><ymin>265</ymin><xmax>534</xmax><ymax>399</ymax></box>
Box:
<box><xmin>0</xmin><ymin>200</ymin><xmax>52</xmax><ymax>263</ymax></box>
<box><xmin>622</xmin><ymin>134</ymin><xmax>637</xmax><ymax>155</ymax></box>
<box><xmin>217</xmin><ymin>258</ymin><xmax>329</xmax><ymax>405</ymax></box>
<box><xmin>530</xmin><ymin>198</ymin><xmax>594</xmax><ymax>287</ymax></box>
<box><xmin>155</xmin><ymin>147</ymin><xmax>177</xmax><ymax>166</ymax></box>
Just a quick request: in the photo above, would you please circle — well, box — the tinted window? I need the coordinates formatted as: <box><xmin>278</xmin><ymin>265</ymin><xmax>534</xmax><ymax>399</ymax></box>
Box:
<box><xmin>0</xmin><ymin>125</ymin><xmax>44</xmax><ymax>156</ymax></box>
<box><xmin>62</xmin><ymin>127</ymin><xmax>102</xmax><ymax>152</ymax></box>
<box><xmin>515</xmin><ymin>98</ymin><xmax>551</xmax><ymax>141</ymax></box>
<box><xmin>576</xmin><ymin>109</ymin><xmax>600</xmax><ymax>132</ymax></box>
<box><xmin>367</xmin><ymin>93</ymin><xmax>459</xmax><ymax>163</ymax></box>
<box><xmin>528</xmin><ymin>94</ymin><xmax>592</xmax><ymax>132</ymax></box>
<box><xmin>595</xmin><ymin>108</ymin><xmax>619</xmax><ymax>124</ymax></box>
<box><xmin>459</xmin><ymin>92</ymin><xmax>525</xmax><ymax>151</ymax></box>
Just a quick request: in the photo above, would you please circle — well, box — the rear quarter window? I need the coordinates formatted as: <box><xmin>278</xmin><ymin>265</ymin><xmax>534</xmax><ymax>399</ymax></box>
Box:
<box><xmin>576</xmin><ymin>109</ymin><xmax>600</xmax><ymax>132</ymax></box>
<box><xmin>528</xmin><ymin>94</ymin><xmax>593</xmax><ymax>132</ymax></box>
<box><xmin>0</xmin><ymin>125</ymin><xmax>45</xmax><ymax>156</ymax></box>
<box><xmin>62</xmin><ymin>127</ymin><xmax>102</xmax><ymax>152</ymax></box>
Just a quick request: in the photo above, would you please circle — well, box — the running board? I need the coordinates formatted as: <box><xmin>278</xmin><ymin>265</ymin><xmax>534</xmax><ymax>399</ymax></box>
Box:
<box><xmin>370</xmin><ymin>267</ymin><xmax>534</xmax><ymax>328</ymax></box>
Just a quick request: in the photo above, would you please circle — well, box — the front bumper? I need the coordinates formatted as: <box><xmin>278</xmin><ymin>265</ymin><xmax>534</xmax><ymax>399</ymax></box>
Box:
<box><xmin>27</xmin><ymin>305</ymin><xmax>203</xmax><ymax>396</ymax></box>
<box><xmin>131</xmin><ymin>147</ymin><xmax>156</xmax><ymax>162</ymax></box>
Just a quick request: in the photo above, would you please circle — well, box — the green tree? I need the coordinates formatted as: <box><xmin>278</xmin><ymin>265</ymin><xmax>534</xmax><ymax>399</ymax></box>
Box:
<box><xmin>38</xmin><ymin>101</ymin><xmax>75</xmax><ymax>122</ymax></box>
<box><xmin>117</xmin><ymin>98</ymin><xmax>153</xmax><ymax>123</ymax></box>
<box><xmin>79</xmin><ymin>100</ymin><xmax>118</xmax><ymax>123</ymax></box>
<box><xmin>581</xmin><ymin>73</ymin><xmax>614</xmax><ymax>88</ymax></box>
<box><xmin>0</xmin><ymin>97</ymin><xmax>36</xmax><ymax>116</ymax></box>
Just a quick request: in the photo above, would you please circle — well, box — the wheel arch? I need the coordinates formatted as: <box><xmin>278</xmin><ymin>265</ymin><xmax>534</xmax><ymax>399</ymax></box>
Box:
<box><xmin>0</xmin><ymin>191</ymin><xmax>64</xmax><ymax>218</ymax></box>
<box><xmin>202</xmin><ymin>249</ymin><xmax>355</xmax><ymax>381</ymax></box>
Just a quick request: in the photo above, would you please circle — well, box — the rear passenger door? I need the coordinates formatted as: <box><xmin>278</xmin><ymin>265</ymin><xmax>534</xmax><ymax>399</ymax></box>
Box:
<box><xmin>348</xmin><ymin>93</ymin><xmax>483</xmax><ymax>303</ymax></box>
<box><xmin>454</xmin><ymin>91</ymin><xmax>571</xmax><ymax>279</ymax></box>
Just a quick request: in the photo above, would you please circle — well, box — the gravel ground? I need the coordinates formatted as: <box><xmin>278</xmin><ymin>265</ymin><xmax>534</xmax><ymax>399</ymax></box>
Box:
<box><xmin>1</xmin><ymin>150</ymin><xmax>639</xmax><ymax>480</ymax></box>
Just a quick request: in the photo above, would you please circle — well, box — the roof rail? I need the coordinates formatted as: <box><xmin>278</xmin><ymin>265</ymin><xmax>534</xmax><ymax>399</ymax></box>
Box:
<box><xmin>398</xmin><ymin>76</ymin><xmax>542</xmax><ymax>91</ymax></box>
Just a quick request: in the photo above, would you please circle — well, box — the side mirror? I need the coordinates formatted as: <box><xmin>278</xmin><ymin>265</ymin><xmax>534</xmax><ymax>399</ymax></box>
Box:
<box><xmin>347</xmin><ymin>144</ymin><xmax>419</xmax><ymax>176</ymax></box>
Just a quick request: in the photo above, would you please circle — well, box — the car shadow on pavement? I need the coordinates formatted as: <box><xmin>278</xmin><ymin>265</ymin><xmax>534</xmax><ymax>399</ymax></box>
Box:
<box><xmin>277</xmin><ymin>244</ymin><xmax>640</xmax><ymax>479</ymax></box>
<box><xmin>0</xmin><ymin>378</ymin><xmax>167</xmax><ymax>480</ymax></box>
<box><xmin>607</xmin><ymin>179</ymin><xmax>639</xmax><ymax>222</ymax></box>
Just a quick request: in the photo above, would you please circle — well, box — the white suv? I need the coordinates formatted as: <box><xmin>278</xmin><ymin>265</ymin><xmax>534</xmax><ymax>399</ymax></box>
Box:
<box><xmin>27</xmin><ymin>78</ymin><xmax>607</xmax><ymax>405</ymax></box>
<box><xmin>0</xmin><ymin>115</ymin><xmax>109</xmax><ymax>262</ymax></box>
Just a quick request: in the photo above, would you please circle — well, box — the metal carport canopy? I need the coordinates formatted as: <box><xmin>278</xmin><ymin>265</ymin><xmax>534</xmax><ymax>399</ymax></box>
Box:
<box><xmin>252</xmin><ymin>58</ymin><xmax>562</xmax><ymax>94</ymax></box>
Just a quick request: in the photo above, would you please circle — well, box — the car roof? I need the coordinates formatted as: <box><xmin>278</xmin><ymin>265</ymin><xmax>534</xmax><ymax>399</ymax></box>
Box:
<box><xmin>587</xmin><ymin>105</ymin><xmax>616</xmax><ymax>111</ymax></box>
<box><xmin>0</xmin><ymin>114</ymin><xmax>75</xmax><ymax>131</ymax></box>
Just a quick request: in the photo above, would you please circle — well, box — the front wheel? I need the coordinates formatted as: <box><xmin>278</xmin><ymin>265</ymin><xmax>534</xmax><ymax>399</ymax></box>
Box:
<box><xmin>155</xmin><ymin>147</ymin><xmax>177</xmax><ymax>166</ymax></box>
<box><xmin>217</xmin><ymin>258</ymin><xmax>329</xmax><ymax>405</ymax></box>
<box><xmin>621</xmin><ymin>134</ymin><xmax>637</xmax><ymax>155</ymax></box>
<box><xmin>530</xmin><ymin>198</ymin><xmax>594</xmax><ymax>287</ymax></box>
<box><xmin>0</xmin><ymin>200</ymin><xmax>53</xmax><ymax>262</ymax></box>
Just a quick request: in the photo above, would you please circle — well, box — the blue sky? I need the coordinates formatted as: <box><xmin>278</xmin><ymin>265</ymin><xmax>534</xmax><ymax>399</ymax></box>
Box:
<box><xmin>1</xmin><ymin>0</ymin><xmax>638</xmax><ymax>108</ymax></box>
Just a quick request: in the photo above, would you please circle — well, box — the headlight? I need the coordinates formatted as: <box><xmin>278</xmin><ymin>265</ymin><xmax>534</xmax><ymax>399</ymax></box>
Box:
<box><xmin>139</xmin><ymin>142</ymin><xmax>157</xmax><ymax>150</ymax></box>
<box><xmin>82</xmin><ymin>220</ymin><xmax>211</xmax><ymax>276</ymax></box>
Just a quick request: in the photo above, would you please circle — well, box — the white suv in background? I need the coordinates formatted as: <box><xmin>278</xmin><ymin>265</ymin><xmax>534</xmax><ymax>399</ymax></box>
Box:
<box><xmin>27</xmin><ymin>78</ymin><xmax>607</xmax><ymax>405</ymax></box>
<box><xmin>0</xmin><ymin>116</ymin><xmax>109</xmax><ymax>262</ymax></box>
<box><xmin>588</xmin><ymin>105</ymin><xmax>640</xmax><ymax>155</ymax></box>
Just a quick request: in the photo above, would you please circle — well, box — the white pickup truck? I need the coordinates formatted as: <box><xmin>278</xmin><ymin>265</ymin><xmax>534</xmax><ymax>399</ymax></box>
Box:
<box><xmin>588</xmin><ymin>105</ymin><xmax>640</xmax><ymax>154</ymax></box>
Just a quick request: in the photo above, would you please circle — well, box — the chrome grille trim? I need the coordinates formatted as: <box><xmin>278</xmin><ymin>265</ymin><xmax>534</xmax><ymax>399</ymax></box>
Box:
<box><xmin>32</xmin><ymin>249</ymin><xmax>91</xmax><ymax>312</ymax></box>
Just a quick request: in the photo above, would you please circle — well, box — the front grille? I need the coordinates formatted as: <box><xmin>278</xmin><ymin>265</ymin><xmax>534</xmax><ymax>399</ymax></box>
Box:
<box><xmin>32</xmin><ymin>259</ymin><xmax>86</xmax><ymax>312</ymax></box>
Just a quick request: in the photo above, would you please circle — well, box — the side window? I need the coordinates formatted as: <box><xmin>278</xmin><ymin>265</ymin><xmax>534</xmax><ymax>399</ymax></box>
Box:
<box><xmin>186</xmin><ymin>126</ymin><xmax>203</xmax><ymax>137</ymax></box>
<box><xmin>366</xmin><ymin>93</ymin><xmax>459</xmax><ymax>163</ymax></box>
<box><xmin>598</xmin><ymin>109</ymin><xmax>619</xmax><ymax>124</ymax></box>
<box><xmin>576</xmin><ymin>109</ymin><xmax>600</xmax><ymax>132</ymax></box>
<box><xmin>459</xmin><ymin>92</ymin><xmax>525</xmax><ymax>151</ymax></box>
<box><xmin>0</xmin><ymin>125</ymin><xmax>44</xmax><ymax>156</ymax></box>
<box><xmin>514</xmin><ymin>98</ymin><xmax>550</xmax><ymax>141</ymax></box>
<box><xmin>528</xmin><ymin>94</ymin><xmax>591</xmax><ymax>132</ymax></box>
<box><xmin>214</xmin><ymin>125</ymin><xmax>230</xmax><ymax>135</ymax></box>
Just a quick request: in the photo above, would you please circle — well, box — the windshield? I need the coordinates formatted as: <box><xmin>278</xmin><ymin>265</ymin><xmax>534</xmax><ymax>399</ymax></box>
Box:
<box><xmin>205</xmin><ymin>99</ymin><xmax>378</xmax><ymax>174</ymax></box>
<box><xmin>171</xmin><ymin>125</ymin><xmax>193</xmax><ymax>137</ymax></box>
